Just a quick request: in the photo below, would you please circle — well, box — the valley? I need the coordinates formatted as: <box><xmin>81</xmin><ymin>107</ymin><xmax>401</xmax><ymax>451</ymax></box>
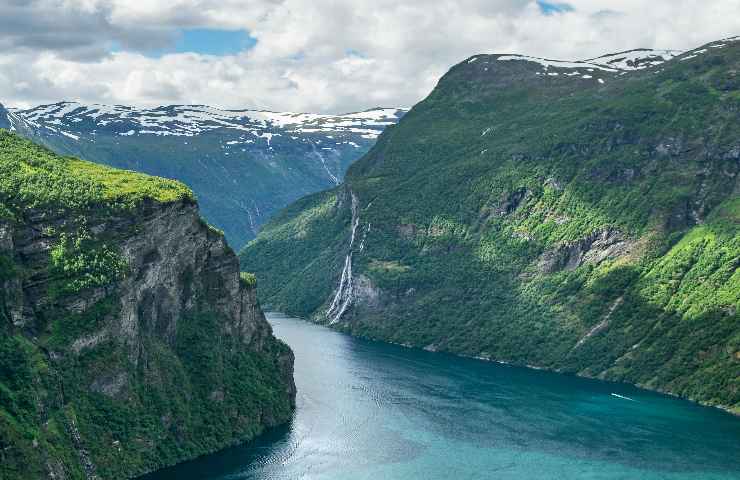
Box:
<box><xmin>241</xmin><ymin>38</ymin><xmax>740</xmax><ymax>415</ymax></box>
<box><xmin>1</xmin><ymin>102</ymin><xmax>405</xmax><ymax>249</ymax></box>
<box><xmin>1</xmin><ymin>16</ymin><xmax>739</xmax><ymax>479</ymax></box>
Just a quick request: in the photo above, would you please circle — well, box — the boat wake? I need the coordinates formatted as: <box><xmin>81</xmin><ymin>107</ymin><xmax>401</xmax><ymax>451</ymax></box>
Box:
<box><xmin>610</xmin><ymin>393</ymin><xmax>635</xmax><ymax>401</ymax></box>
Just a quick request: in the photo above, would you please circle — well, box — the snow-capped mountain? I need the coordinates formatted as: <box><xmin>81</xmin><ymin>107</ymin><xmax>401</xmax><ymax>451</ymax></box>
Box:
<box><xmin>465</xmin><ymin>48</ymin><xmax>684</xmax><ymax>85</ymax></box>
<box><xmin>11</xmin><ymin>103</ymin><xmax>403</xmax><ymax>142</ymax></box>
<box><xmin>3</xmin><ymin>102</ymin><xmax>406</xmax><ymax>248</ymax></box>
<box><xmin>485</xmin><ymin>48</ymin><xmax>682</xmax><ymax>73</ymax></box>
<box><xmin>465</xmin><ymin>37</ymin><xmax>739</xmax><ymax>84</ymax></box>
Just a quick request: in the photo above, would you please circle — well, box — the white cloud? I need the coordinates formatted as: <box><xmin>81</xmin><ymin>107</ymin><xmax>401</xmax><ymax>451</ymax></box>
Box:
<box><xmin>1</xmin><ymin>0</ymin><xmax>739</xmax><ymax>112</ymax></box>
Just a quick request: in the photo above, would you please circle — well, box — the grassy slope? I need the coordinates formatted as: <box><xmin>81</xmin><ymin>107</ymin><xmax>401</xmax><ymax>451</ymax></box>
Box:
<box><xmin>241</xmin><ymin>40</ymin><xmax>740</xmax><ymax>412</ymax></box>
<box><xmin>0</xmin><ymin>130</ymin><xmax>192</xmax><ymax>214</ymax></box>
<box><xmin>0</xmin><ymin>132</ymin><xmax>293</xmax><ymax>479</ymax></box>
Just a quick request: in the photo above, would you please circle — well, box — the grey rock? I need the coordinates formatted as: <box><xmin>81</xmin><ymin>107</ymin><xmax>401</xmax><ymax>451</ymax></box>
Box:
<box><xmin>538</xmin><ymin>228</ymin><xmax>635</xmax><ymax>273</ymax></box>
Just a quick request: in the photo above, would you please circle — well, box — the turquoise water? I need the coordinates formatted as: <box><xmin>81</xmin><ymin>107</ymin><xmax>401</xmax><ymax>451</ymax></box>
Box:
<box><xmin>143</xmin><ymin>312</ymin><xmax>740</xmax><ymax>480</ymax></box>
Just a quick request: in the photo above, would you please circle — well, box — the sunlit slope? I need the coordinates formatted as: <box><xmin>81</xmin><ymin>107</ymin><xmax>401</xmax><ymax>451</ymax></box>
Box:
<box><xmin>242</xmin><ymin>38</ymin><xmax>740</xmax><ymax>412</ymax></box>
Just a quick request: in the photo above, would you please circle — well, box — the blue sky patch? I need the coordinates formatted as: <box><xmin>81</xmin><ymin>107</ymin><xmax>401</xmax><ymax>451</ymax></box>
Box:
<box><xmin>133</xmin><ymin>28</ymin><xmax>258</xmax><ymax>57</ymax></box>
<box><xmin>537</xmin><ymin>1</ymin><xmax>575</xmax><ymax>15</ymax></box>
<box><xmin>175</xmin><ymin>28</ymin><xmax>257</xmax><ymax>55</ymax></box>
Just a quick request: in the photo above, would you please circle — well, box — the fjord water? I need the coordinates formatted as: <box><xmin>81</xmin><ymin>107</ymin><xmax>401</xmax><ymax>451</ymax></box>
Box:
<box><xmin>144</xmin><ymin>313</ymin><xmax>740</xmax><ymax>480</ymax></box>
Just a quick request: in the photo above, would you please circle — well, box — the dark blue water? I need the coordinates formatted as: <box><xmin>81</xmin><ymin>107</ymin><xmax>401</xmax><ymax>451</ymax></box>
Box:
<box><xmin>143</xmin><ymin>312</ymin><xmax>740</xmax><ymax>479</ymax></box>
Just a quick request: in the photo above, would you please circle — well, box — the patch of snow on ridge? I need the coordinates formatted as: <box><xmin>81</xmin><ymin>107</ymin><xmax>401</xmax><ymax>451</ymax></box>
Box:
<box><xmin>253</xmin><ymin>131</ymin><xmax>280</xmax><ymax>146</ymax></box>
<box><xmin>496</xmin><ymin>55</ymin><xmax>618</xmax><ymax>72</ymax></box>
<box><xmin>60</xmin><ymin>131</ymin><xmax>79</xmax><ymax>140</ymax></box>
<box><xmin>14</xmin><ymin>102</ymin><xmax>407</xmax><ymax>140</ymax></box>
<box><xmin>586</xmin><ymin>49</ymin><xmax>682</xmax><ymax>71</ymax></box>
<box><xmin>678</xmin><ymin>45</ymin><xmax>719</xmax><ymax>62</ymax></box>
<box><xmin>346</xmin><ymin>108</ymin><xmax>402</xmax><ymax>121</ymax></box>
<box><xmin>22</xmin><ymin>102</ymin><xmax>82</xmax><ymax>120</ymax></box>
<box><xmin>497</xmin><ymin>49</ymin><xmax>685</xmax><ymax>74</ymax></box>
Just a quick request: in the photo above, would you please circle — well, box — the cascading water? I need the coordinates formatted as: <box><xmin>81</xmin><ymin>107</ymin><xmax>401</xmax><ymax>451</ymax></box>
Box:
<box><xmin>326</xmin><ymin>193</ymin><xmax>360</xmax><ymax>324</ymax></box>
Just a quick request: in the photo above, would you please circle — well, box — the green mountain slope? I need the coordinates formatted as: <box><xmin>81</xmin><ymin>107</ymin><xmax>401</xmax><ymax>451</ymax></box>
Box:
<box><xmin>241</xmin><ymin>38</ymin><xmax>740</xmax><ymax>413</ymax></box>
<box><xmin>3</xmin><ymin>103</ymin><xmax>404</xmax><ymax>249</ymax></box>
<box><xmin>0</xmin><ymin>131</ymin><xmax>295</xmax><ymax>479</ymax></box>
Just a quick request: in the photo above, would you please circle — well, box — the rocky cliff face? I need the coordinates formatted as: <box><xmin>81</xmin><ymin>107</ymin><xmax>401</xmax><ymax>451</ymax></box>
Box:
<box><xmin>0</xmin><ymin>132</ymin><xmax>295</xmax><ymax>479</ymax></box>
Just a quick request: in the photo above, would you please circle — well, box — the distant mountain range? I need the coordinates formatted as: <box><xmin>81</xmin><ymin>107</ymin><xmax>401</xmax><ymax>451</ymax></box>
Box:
<box><xmin>0</xmin><ymin>102</ymin><xmax>406</xmax><ymax>248</ymax></box>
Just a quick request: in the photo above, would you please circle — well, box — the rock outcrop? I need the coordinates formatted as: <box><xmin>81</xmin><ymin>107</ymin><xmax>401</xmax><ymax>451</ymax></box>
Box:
<box><xmin>537</xmin><ymin>228</ymin><xmax>635</xmax><ymax>273</ymax></box>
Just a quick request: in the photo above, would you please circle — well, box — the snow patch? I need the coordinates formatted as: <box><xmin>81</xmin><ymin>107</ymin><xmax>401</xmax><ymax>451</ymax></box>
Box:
<box><xmin>497</xmin><ymin>55</ymin><xmax>619</xmax><ymax>72</ymax></box>
<box><xmin>497</xmin><ymin>49</ymin><xmax>684</xmax><ymax>77</ymax></box>
<box><xmin>13</xmin><ymin>102</ymin><xmax>407</xmax><ymax>141</ymax></box>
<box><xmin>586</xmin><ymin>49</ymin><xmax>682</xmax><ymax>71</ymax></box>
<box><xmin>60</xmin><ymin>131</ymin><xmax>79</xmax><ymax>140</ymax></box>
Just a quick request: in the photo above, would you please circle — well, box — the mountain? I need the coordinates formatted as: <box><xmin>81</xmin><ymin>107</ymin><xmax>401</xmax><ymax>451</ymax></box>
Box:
<box><xmin>0</xmin><ymin>131</ymin><xmax>295</xmax><ymax>479</ymax></box>
<box><xmin>240</xmin><ymin>38</ymin><xmax>740</xmax><ymax>413</ymax></box>
<box><xmin>0</xmin><ymin>103</ymin><xmax>10</xmax><ymax>130</ymax></box>
<box><xmin>2</xmin><ymin>102</ymin><xmax>405</xmax><ymax>249</ymax></box>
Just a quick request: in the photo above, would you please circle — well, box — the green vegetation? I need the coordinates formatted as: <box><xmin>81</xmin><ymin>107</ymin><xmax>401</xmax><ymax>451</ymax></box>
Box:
<box><xmin>0</xmin><ymin>130</ymin><xmax>192</xmax><ymax>215</ymax></box>
<box><xmin>240</xmin><ymin>271</ymin><xmax>257</xmax><ymax>287</ymax></box>
<box><xmin>242</xmin><ymin>41</ymin><xmax>740</xmax><ymax>413</ymax></box>
<box><xmin>49</xmin><ymin>231</ymin><xmax>128</xmax><ymax>296</ymax></box>
<box><xmin>0</xmin><ymin>131</ymin><xmax>294</xmax><ymax>479</ymax></box>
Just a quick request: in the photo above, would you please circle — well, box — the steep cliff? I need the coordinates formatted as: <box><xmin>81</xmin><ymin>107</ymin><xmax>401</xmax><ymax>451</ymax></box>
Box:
<box><xmin>0</xmin><ymin>131</ymin><xmax>295</xmax><ymax>479</ymax></box>
<box><xmin>241</xmin><ymin>38</ymin><xmax>740</xmax><ymax>413</ymax></box>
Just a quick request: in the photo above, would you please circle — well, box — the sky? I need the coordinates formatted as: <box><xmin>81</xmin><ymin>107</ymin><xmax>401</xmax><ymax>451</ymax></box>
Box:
<box><xmin>1</xmin><ymin>0</ymin><xmax>739</xmax><ymax>113</ymax></box>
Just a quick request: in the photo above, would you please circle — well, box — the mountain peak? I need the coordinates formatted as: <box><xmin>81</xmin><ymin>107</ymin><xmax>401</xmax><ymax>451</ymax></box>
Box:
<box><xmin>460</xmin><ymin>38</ymin><xmax>739</xmax><ymax>87</ymax></box>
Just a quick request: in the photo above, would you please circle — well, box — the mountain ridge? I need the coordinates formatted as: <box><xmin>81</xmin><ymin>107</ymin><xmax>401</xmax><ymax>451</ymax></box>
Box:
<box><xmin>241</xmin><ymin>36</ymin><xmax>740</xmax><ymax>414</ymax></box>
<box><xmin>1</xmin><ymin>101</ymin><xmax>406</xmax><ymax>249</ymax></box>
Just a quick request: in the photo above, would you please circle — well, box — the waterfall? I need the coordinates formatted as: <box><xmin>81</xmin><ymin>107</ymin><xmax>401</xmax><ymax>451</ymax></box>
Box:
<box><xmin>358</xmin><ymin>223</ymin><xmax>371</xmax><ymax>252</ymax></box>
<box><xmin>310</xmin><ymin>142</ymin><xmax>340</xmax><ymax>185</ymax></box>
<box><xmin>327</xmin><ymin>193</ymin><xmax>360</xmax><ymax>324</ymax></box>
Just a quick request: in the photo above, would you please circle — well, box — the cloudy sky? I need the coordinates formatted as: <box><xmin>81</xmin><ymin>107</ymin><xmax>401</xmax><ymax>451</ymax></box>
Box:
<box><xmin>2</xmin><ymin>0</ymin><xmax>739</xmax><ymax>113</ymax></box>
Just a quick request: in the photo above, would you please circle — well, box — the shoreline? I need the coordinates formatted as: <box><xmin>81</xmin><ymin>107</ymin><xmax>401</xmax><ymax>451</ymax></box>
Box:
<box><xmin>267</xmin><ymin>311</ymin><xmax>740</xmax><ymax>419</ymax></box>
